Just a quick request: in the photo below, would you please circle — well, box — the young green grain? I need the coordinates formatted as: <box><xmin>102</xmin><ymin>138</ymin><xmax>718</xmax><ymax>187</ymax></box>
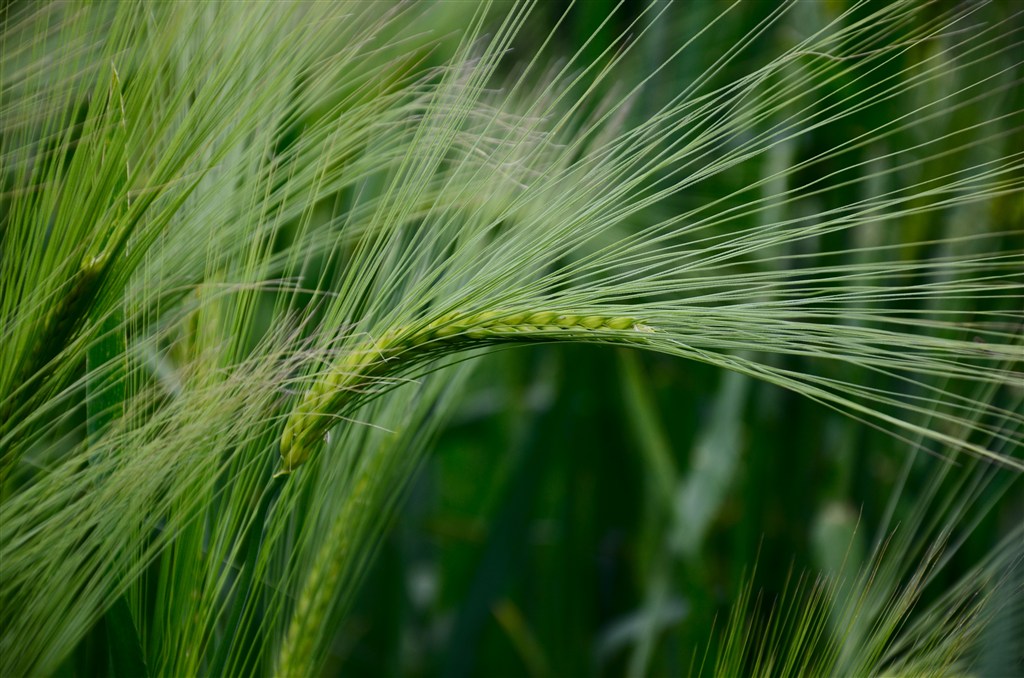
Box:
<box><xmin>277</xmin><ymin>310</ymin><xmax>653</xmax><ymax>473</ymax></box>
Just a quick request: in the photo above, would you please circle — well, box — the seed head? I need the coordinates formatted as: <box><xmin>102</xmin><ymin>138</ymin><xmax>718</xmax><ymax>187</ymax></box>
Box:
<box><xmin>276</xmin><ymin>309</ymin><xmax>652</xmax><ymax>474</ymax></box>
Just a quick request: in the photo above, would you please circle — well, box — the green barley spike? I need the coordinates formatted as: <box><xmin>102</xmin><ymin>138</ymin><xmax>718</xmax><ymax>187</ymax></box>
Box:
<box><xmin>276</xmin><ymin>310</ymin><xmax>652</xmax><ymax>474</ymax></box>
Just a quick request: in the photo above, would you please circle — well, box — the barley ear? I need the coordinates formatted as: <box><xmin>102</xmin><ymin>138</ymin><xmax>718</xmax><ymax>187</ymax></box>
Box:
<box><xmin>277</xmin><ymin>310</ymin><xmax>652</xmax><ymax>473</ymax></box>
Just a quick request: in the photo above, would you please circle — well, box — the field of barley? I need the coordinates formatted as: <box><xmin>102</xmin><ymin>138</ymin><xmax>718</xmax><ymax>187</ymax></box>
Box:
<box><xmin>1</xmin><ymin>1</ymin><xmax>1021</xmax><ymax>676</ymax></box>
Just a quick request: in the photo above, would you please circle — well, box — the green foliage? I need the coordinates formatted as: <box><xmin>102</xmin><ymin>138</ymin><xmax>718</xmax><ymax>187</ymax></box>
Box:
<box><xmin>1</xmin><ymin>1</ymin><xmax>1021</xmax><ymax>676</ymax></box>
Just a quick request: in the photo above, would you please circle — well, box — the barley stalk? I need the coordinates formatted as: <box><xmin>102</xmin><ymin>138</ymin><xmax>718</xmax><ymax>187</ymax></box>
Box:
<box><xmin>277</xmin><ymin>310</ymin><xmax>654</xmax><ymax>473</ymax></box>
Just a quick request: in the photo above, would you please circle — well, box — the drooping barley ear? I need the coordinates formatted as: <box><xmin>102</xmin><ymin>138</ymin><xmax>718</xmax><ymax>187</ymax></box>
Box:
<box><xmin>15</xmin><ymin>254</ymin><xmax>109</xmax><ymax>383</ymax></box>
<box><xmin>0</xmin><ymin>253</ymin><xmax>108</xmax><ymax>459</ymax></box>
<box><xmin>275</xmin><ymin>451</ymin><xmax>384</xmax><ymax>676</ymax></box>
<box><xmin>276</xmin><ymin>310</ymin><xmax>654</xmax><ymax>474</ymax></box>
<box><xmin>36</xmin><ymin>255</ymin><xmax>108</xmax><ymax>356</ymax></box>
